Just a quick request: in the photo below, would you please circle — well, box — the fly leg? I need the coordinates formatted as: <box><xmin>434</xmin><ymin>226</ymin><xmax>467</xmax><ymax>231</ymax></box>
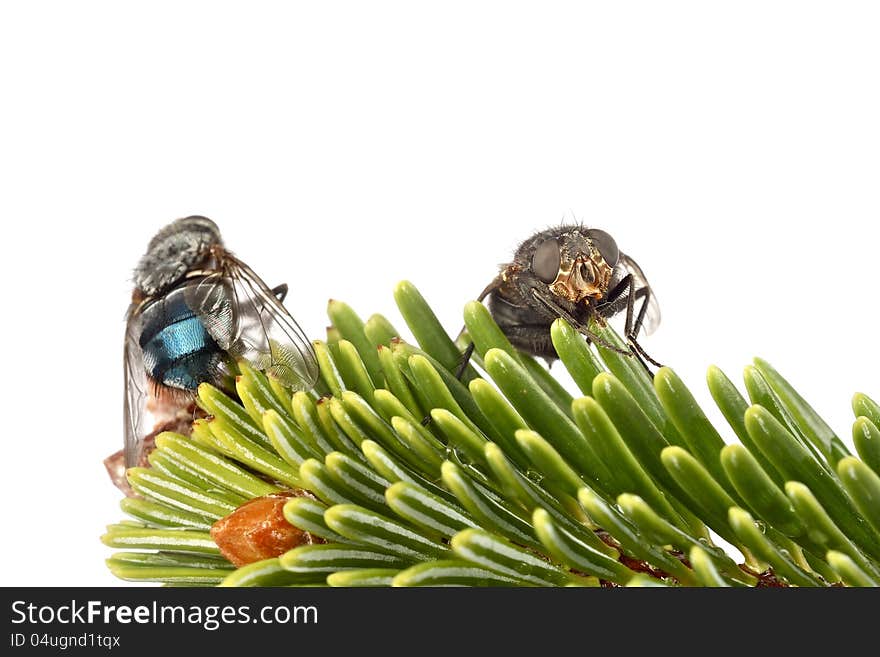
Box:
<box><xmin>626</xmin><ymin>287</ymin><xmax>663</xmax><ymax>370</ymax></box>
<box><xmin>528</xmin><ymin>288</ymin><xmax>632</xmax><ymax>356</ymax></box>
<box><xmin>600</xmin><ymin>276</ymin><xmax>663</xmax><ymax>371</ymax></box>
<box><xmin>454</xmin><ymin>342</ymin><xmax>477</xmax><ymax>380</ymax></box>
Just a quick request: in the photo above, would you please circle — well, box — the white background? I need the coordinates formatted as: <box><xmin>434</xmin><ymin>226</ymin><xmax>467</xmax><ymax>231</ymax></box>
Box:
<box><xmin>0</xmin><ymin>2</ymin><xmax>877</xmax><ymax>586</ymax></box>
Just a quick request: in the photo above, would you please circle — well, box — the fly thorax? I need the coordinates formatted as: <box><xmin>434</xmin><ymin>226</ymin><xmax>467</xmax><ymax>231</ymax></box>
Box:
<box><xmin>133</xmin><ymin>216</ymin><xmax>223</xmax><ymax>297</ymax></box>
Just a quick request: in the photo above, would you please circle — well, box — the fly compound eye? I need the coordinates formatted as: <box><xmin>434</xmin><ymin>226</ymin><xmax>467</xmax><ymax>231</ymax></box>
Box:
<box><xmin>586</xmin><ymin>229</ymin><xmax>619</xmax><ymax>267</ymax></box>
<box><xmin>531</xmin><ymin>238</ymin><xmax>561</xmax><ymax>283</ymax></box>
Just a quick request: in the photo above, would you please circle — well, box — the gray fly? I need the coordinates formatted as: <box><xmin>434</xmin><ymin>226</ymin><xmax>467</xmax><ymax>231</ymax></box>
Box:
<box><xmin>463</xmin><ymin>224</ymin><xmax>661</xmax><ymax>373</ymax></box>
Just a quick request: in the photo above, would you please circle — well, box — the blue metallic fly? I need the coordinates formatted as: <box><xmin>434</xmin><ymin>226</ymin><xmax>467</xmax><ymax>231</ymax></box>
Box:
<box><xmin>122</xmin><ymin>216</ymin><xmax>318</xmax><ymax>468</ymax></box>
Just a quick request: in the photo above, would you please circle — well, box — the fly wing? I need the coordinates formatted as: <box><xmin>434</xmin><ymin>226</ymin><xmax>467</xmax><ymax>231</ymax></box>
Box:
<box><xmin>618</xmin><ymin>253</ymin><xmax>661</xmax><ymax>336</ymax></box>
<box><xmin>184</xmin><ymin>273</ymin><xmax>236</xmax><ymax>351</ymax></box>
<box><xmin>195</xmin><ymin>253</ymin><xmax>319</xmax><ymax>390</ymax></box>
<box><xmin>123</xmin><ymin>310</ymin><xmax>148</xmax><ymax>468</ymax></box>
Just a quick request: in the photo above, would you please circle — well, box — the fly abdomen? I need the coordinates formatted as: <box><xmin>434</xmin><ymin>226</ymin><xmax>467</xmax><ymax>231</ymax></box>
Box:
<box><xmin>138</xmin><ymin>286</ymin><xmax>226</xmax><ymax>390</ymax></box>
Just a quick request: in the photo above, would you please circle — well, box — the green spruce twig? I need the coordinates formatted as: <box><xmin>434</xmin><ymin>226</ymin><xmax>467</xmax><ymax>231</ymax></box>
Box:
<box><xmin>103</xmin><ymin>281</ymin><xmax>880</xmax><ymax>587</ymax></box>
